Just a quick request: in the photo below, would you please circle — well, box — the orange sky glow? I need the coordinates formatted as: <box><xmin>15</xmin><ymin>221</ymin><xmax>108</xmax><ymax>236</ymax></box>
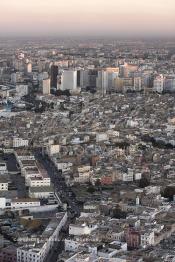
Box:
<box><xmin>0</xmin><ymin>0</ymin><xmax>175</xmax><ymax>36</ymax></box>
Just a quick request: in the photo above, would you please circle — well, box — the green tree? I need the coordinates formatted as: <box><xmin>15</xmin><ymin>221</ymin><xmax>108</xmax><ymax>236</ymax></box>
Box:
<box><xmin>139</xmin><ymin>177</ymin><xmax>150</xmax><ymax>188</ymax></box>
<box><xmin>87</xmin><ymin>186</ymin><xmax>95</xmax><ymax>193</ymax></box>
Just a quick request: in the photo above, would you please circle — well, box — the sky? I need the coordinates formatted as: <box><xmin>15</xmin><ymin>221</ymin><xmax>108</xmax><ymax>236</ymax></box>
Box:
<box><xmin>0</xmin><ymin>0</ymin><xmax>175</xmax><ymax>37</ymax></box>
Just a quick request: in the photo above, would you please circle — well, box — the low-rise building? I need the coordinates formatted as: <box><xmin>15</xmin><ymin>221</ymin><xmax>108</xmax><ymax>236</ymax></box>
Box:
<box><xmin>17</xmin><ymin>212</ymin><xmax>68</xmax><ymax>262</ymax></box>
<box><xmin>0</xmin><ymin>177</ymin><xmax>8</xmax><ymax>191</ymax></box>
<box><xmin>11</xmin><ymin>198</ymin><xmax>40</xmax><ymax>210</ymax></box>
<box><xmin>13</xmin><ymin>137</ymin><xmax>29</xmax><ymax>148</ymax></box>
<box><xmin>29</xmin><ymin>186</ymin><xmax>54</xmax><ymax>199</ymax></box>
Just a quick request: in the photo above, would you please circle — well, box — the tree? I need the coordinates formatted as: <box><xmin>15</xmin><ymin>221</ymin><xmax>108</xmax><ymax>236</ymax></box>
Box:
<box><xmin>162</xmin><ymin>186</ymin><xmax>175</xmax><ymax>201</ymax></box>
<box><xmin>95</xmin><ymin>179</ymin><xmax>101</xmax><ymax>187</ymax></box>
<box><xmin>139</xmin><ymin>177</ymin><xmax>150</xmax><ymax>188</ymax></box>
<box><xmin>87</xmin><ymin>186</ymin><xmax>95</xmax><ymax>193</ymax></box>
<box><xmin>112</xmin><ymin>207</ymin><xmax>127</xmax><ymax>219</ymax></box>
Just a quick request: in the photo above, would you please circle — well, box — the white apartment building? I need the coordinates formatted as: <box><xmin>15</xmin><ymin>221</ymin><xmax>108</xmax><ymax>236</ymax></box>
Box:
<box><xmin>23</xmin><ymin>168</ymin><xmax>41</xmax><ymax>186</ymax></box>
<box><xmin>28</xmin><ymin>176</ymin><xmax>50</xmax><ymax>188</ymax></box>
<box><xmin>13</xmin><ymin>137</ymin><xmax>29</xmax><ymax>148</ymax></box>
<box><xmin>153</xmin><ymin>74</ymin><xmax>164</xmax><ymax>93</ymax></box>
<box><xmin>122</xmin><ymin>173</ymin><xmax>134</xmax><ymax>182</ymax></box>
<box><xmin>140</xmin><ymin>231</ymin><xmax>155</xmax><ymax>248</ymax></box>
<box><xmin>15</xmin><ymin>153</ymin><xmax>35</xmax><ymax>161</ymax></box>
<box><xmin>96</xmin><ymin>133</ymin><xmax>109</xmax><ymax>143</ymax></box>
<box><xmin>42</xmin><ymin>78</ymin><xmax>50</xmax><ymax>95</ymax></box>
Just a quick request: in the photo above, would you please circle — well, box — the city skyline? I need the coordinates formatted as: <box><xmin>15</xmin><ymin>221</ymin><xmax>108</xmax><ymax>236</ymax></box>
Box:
<box><xmin>0</xmin><ymin>0</ymin><xmax>175</xmax><ymax>37</ymax></box>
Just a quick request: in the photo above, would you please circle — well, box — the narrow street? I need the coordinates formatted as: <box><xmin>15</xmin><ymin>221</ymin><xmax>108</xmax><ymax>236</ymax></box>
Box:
<box><xmin>34</xmin><ymin>149</ymin><xmax>80</xmax><ymax>262</ymax></box>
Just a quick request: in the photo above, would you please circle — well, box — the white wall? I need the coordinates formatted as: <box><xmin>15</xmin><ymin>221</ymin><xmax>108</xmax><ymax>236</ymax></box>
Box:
<box><xmin>0</xmin><ymin>198</ymin><xmax>6</xmax><ymax>209</ymax></box>
<box><xmin>61</xmin><ymin>71</ymin><xmax>77</xmax><ymax>91</ymax></box>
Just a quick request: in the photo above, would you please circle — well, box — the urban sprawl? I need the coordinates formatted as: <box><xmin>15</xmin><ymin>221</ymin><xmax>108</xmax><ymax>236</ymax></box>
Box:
<box><xmin>0</xmin><ymin>38</ymin><xmax>175</xmax><ymax>262</ymax></box>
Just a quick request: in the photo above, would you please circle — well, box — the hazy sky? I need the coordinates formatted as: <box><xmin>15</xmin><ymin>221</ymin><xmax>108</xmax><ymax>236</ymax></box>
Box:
<box><xmin>0</xmin><ymin>0</ymin><xmax>175</xmax><ymax>37</ymax></box>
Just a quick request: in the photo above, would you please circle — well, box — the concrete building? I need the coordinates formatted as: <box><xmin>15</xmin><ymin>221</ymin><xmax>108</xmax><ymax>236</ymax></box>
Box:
<box><xmin>0</xmin><ymin>162</ymin><xmax>7</xmax><ymax>175</ymax></box>
<box><xmin>69</xmin><ymin>223</ymin><xmax>97</xmax><ymax>236</ymax></box>
<box><xmin>164</xmin><ymin>77</ymin><xmax>175</xmax><ymax>92</ymax></box>
<box><xmin>80</xmin><ymin>69</ymin><xmax>89</xmax><ymax>89</ymax></box>
<box><xmin>96</xmin><ymin>133</ymin><xmax>109</xmax><ymax>143</ymax></box>
<box><xmin>28</xmin><ymin>176</ymin><xmax>50</xmax><ymax>188</ymax></box>
<box><xmin>125</xmin><ymin>227</ymin><xmax>140</xmax><ymax>249</ymax></box>
<box><xmin>140</xmin><ymin>231</ymin><xmax>154</xmax><ymax>248</ymax></box>
<box><xmin>96</xmin><ymin>70</ymin><xmax>108</xmax><ymax>96</ymax></box>
<box><xmin>134</xmin><ymin>77</ymin><xmax>142</xmax><ymax>91</ymax></box>
<box><xmin>13</xmin><ymin>137</ymin><xmax>29</xmax><ymax>148</ymax></box>
<box><xmin>120</xmin><ymin>63</ymin><xmax>138</xmax><ymax>78</ymax></box>
<box><xmin>0</xmin><ymin>197</ymin><xmax>6</xmax><ymax>209</ymax></box>
<box><xmin>61</xmin><ymin>70</ymin><xmax>77</xmax><ymax>91</ymax></box>
<box><xmin>0</xmin><ymin>246</ymin><xmax>17</xmax><ymax>262</ymax></box>
<box><xmin>122</xmin><ymin>173</ymin><xmax>134</xmax><ymax>182</ymax></box>
<box><xmin>11</xmin><ymin>198</ymin><xmax>40</xmax><ymax>210</ymax></box>
<box><xmin>11</xmin><ymin>73</ymin><xmax>17</xmax><ymax>84</ymax></box>
<box><xmin>0</xmin><ymin>178</ymin><xmax>8</xmax><ymax>191</ymax></box>
<box><xmin>96</xmin><ymin>69</ymin><xmax>119</xmax><ymax>95</ymax></box>
<box><xmin>25</xmin><ymin>62</ymin><xmax>32</xmax><ymax>74</ymax></box>
<box><xmin>153</xmin><ymin>74</ymin><xmax>164</xmax><ymax>93</ymax></box>
<box><xmin>50</xmin><ymin>65</ymin><xmax>58</xmax><ymax>89</ymax></box>
<box><xmin>16</xmin><ymin>84</ymin><xmax>28</xmax><ymax>97</ymax></box>
<box><xmin>46</xmin><ymin>144</ymin><xmax>60</xmax><ymax>156</ymax></box>
<box><xmin>42</xmin><ymin>78</ymin><xmax>50</xmax><ymax>95</ymax></box>
<box><xmin>29</xmin><ymin>186</ymin><xmax>54</xmax><ymax>199</ymax></box>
